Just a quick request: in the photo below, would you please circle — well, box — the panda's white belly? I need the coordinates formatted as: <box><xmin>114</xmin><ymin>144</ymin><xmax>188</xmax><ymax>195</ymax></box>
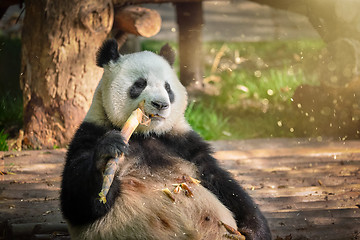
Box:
<box><xmin>68</xmin><ymin>158</ymin><xmax>237</xmax><ymax>240</ymax></box>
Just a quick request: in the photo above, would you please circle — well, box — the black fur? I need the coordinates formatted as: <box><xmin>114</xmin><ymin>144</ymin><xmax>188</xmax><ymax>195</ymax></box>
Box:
<box><xmin>94</xmin><ymin>130</ymin><xmax>129</xmax><ymax>171</ymax></box>
<box><xmin>159</xmin><ymin>43</ymin><xmax>175</xmax><ymax>66</ymax></box>
<box><xmin>96</xmin><ymin>39</ymin><xmax>120</xmax><ymax>67</ymax></box>
<box><xmin>129</xmin><ymin>79</ymin><xmax>175</xmax><ymax>104</ymax></box>
<box><xmin>61</xmin><ymin>122</ymin><xmax>271</xmax><ymax>239</ymax></box>
<box><xmin>150</xmin><ymin>132</ymin><xmax>271</xmax><ymax>239</ymax></box>
<box><xmin>60</xmin><ymin>122</ymin><xmax>123</xmax><ymax>225</ymax></box>
<box><xmin>165</xmin><ymin>82</ymin><xmax>175</xmax><ymax>103</ymax></box>
<box><xmin>129</xmin><ymin>78</ymin><xmax>147</xmax><ymax>99</ymax></box>
<box><xmin>151</xmin><ymin>100</ymin><xmax>169</xmax><ymax>110</ymax></box>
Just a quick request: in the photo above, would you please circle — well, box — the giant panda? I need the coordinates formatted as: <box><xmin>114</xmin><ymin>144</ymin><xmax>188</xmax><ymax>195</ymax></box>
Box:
<box><xmin>60</xmin><ymin>39</ymin><xmax>271</xmax><ymax>240</ymax></box>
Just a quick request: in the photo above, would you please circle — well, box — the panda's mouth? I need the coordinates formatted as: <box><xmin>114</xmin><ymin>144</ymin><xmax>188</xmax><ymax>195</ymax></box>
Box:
<box><xmin>148</xmin><ymin>113</ymin><xmax>165</xmax><ymax>120</ymax></box>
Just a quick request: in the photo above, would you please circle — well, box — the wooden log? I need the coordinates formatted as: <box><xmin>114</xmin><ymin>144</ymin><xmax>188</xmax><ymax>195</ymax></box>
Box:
<box><xmin>113</xmin><ymin>6</ymin><xmax>161</xmax><ymax>38</ymax></box>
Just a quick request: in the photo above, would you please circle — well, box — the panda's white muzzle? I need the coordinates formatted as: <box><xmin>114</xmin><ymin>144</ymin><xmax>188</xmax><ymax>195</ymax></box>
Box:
<box><xmin>144</xmin><ymin>99</ymin><xmax>171</xmax><ymax>122</ymax></box>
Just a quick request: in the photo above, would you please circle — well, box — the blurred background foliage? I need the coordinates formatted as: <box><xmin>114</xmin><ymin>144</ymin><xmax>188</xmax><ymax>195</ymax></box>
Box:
<box><xmin>0</xmin><ymin>36</ymin><xmax>22</xmax><ymax>150</ymax></box>
<box><xmin>1</xmin><ymin>0</ymin><xmax>360</xmax><ymax>149</ymax></box>
<box><xmin>142</xmin><ymin>39</ymin><xmax>325</xmax><ymax>140</ymax></box>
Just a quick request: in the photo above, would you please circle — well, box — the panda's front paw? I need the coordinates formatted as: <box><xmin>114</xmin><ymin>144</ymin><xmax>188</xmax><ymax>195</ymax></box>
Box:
<box><xmin>94</xmin><ymin>130</ymin><xmax>128</xmax><ymax>172</ymax></box>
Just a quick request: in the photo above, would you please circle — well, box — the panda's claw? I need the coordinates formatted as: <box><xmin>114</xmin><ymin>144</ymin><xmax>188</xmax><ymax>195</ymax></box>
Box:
<box><xmin>94</xmin><ymin>130</ymin><xmax>128</xmax><ymax>172</ymax></box>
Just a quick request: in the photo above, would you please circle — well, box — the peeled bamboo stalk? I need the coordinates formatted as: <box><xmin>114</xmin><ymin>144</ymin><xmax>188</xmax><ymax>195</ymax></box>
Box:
<box><xmin>99</xmin><ymin>101</ymin><xmax>149</xmax><ymax>204</ymax></box>
<box><xmin>221</xmin><ymin>221</ymin><xmax>246</xmax><ymax>240</ymax></box>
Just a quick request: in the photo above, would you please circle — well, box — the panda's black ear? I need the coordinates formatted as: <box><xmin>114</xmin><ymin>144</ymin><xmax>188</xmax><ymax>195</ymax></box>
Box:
<box><xmin>159</xmin><ymin>43</ymin><xmax>175</xmax><ymax>66</ymax></box>
<box><xmin>96</xmin><ymin>39</ymin><xmax>120</xmax><ymax>68</ymax></box>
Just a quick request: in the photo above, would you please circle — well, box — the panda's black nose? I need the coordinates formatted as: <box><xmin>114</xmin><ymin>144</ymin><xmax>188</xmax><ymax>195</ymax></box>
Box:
<box><xmin>151</xmin><ymin>101</ymin><xmax>169</xmax><ymax>110</ymax></box>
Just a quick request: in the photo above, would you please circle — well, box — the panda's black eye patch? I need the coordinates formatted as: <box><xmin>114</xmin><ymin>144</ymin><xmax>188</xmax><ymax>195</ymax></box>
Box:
<box><xmin>129</xmin><ymin>78</ymin><xmax>147</xmax><ymax>99</ymax></box>
<box><xmin>134</xmin><ymin>78</ymin><xmax>147</xmax><ymax>88</ymax></box>
<box><xmin>165</xmin><ymin>82</ymin><xmax>175</xmax><ymax>103</ymax></box>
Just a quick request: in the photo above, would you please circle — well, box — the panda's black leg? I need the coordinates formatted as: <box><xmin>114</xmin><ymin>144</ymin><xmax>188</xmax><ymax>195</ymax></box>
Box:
<box><xmin>195</xmin><ymin>156</ymin><xmax>271</xmax><ymax>240</ymax></box>
<box><xmin>164</xmin><ymin>131</ymin><xmax>271</xmax><ymax>239</ymax></box>
<box><xmin>61</xmin><ymin>127</ymin><xmax>127</xmax><ymax>226</ymax></box>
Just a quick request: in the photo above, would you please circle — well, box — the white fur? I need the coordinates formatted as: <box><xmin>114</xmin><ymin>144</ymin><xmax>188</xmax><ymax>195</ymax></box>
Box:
<box><xmin>85</xmin><ymin>51</ymin><xmax>191</xmax><ymax>135</ymax></box>
<box><xmin>68</xmin><ymin>157</ymin><xmax>237</xmax><ymax>240</ymax></box>
<box><xmin>78</xmin><ymin>49</ymin><xmax>240</xmax><ymax>239</ymax></box>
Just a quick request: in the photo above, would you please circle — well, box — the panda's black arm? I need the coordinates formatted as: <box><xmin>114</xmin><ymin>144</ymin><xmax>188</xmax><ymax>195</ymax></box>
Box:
<box><xmin>167</xmin><ymin>131</ymin><xmax>271</xmax><ymax>239</ymax></box>
<box><xmin>195</xmin><ymin>154</ymin><xmax>271</xmax><ymax>239</ymax></box>
<box><xmin>60</xmin><ymin>122</ymin><xmax>121</xmax><ymax>226</ymax></box>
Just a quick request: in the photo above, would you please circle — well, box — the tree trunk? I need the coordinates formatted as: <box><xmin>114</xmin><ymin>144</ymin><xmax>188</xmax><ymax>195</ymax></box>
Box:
<box><xmin>20</xmin><ymin>0</ymin><xmax>113</xmax><ymax>149</ymax></box>
<box><xmin>175</xmin><ymin>2</ymin><xmax>204</xmax><ymax>91</ymax></box>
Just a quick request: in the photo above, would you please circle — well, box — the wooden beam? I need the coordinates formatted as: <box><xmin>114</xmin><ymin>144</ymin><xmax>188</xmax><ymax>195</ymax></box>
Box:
<box><xmin>113</xmin><ymin>6</ymin><xmax>161</xmax><ymax>37</ymax></box>
<box><xmin>113</xmin><ymin>0</ymin><xmax>207</xmax><ymax>6</ymax></box>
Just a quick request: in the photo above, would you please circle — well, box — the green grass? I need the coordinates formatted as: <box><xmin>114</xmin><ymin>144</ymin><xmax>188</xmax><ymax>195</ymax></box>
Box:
<box><xmin>212</xmin><ymin>67</ymin><xmax>316</xmax><ymax>107</ymax></box>
<box><xmin>143</xmin><ymin>39</ymin><xmax>324</xmax><ymax>140</ymax></box>
<box><xmin>0</xmin><ymin>92</ymin><xmax>23</xmax><ymax>130</ymax></box>
<box><xmin>0</xmin><ymin>129</ymin><xmax>8</xmax><ymax>151</ymax></box>
<box><xmin>204</xmin><ymin>40</ymin><xmax>325</xmax><ymax>64</ymax></box>
<box><xmin>185</xmin><ymin>101</ymin><xmax>231</xmax><ymax>140</ymax></box>
<box><xmin>0</xmin><ymin>36</ymin><xmax>22</xmax><ymax>150</ymax></box>
<box><xmin>0</xmin><ymin>92</ymin><xmax>23</xmax><ymax>150</ymax></box>
<box><xmin>0</xmin><ymin>39</ymin><xmax>325</xmax><ymax>147</ymax></box>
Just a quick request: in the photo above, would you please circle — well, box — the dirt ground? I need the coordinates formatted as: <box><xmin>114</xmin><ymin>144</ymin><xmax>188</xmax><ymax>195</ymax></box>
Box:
<box><xmin>1</xmin><ymin>138</ymin><xmax>360</xmax><ymax>239</ymax></box>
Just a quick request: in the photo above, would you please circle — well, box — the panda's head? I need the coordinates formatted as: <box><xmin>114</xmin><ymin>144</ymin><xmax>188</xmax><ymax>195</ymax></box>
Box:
<box><xmin>85</xmin><ymin>39</ymin><xmax>190</xmax><ymax>135</ymax></box>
